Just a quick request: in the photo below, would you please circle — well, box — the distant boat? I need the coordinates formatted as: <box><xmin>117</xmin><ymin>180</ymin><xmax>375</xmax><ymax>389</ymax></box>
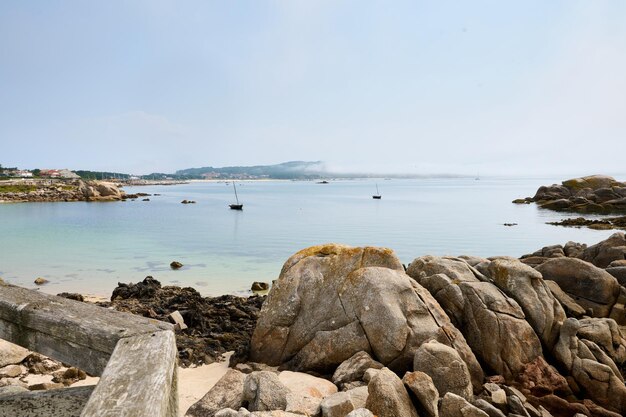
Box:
<box><xmin>229</xmin><ymin>182</ymin><xmax>243</xmax><ymax>210</ymax></box>
<box><xmin>317</xmin><ymin>180</ymin><xmax>329</xmax><ymax>184</ymax></box>
<box><xmin>475</xmin><ymin>172</ymin><xmax>480</xmax><ymax>180</ymax></box>
<box><xmin>372</xmin><ymin>184</ymin><xmax>382</xmax><ymax>199</ymax></box>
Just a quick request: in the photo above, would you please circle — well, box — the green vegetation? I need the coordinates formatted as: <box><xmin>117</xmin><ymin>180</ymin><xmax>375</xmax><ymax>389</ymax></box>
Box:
<box><xmin>0</xmin><ymin>184</ymin><xmax>37</xmax><ymax>193</ymax></box>
<box><xmin>74</xmin><ymin>170</ymin><xmax>131</xmax><ymax>180</ymax></box>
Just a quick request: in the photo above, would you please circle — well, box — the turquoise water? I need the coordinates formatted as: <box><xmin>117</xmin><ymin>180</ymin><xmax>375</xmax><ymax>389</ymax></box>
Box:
<box><xmin>0</xmin><ymin>178</ymin><xmax>616</xmax><ymax>296</ymax></box>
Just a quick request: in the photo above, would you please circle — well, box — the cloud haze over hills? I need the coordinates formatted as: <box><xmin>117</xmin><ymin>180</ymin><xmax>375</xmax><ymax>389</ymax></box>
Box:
<box><xmin>1</xmin><ymin>1</ymin><xmax>625</xmax><ymax>177</ymax></box>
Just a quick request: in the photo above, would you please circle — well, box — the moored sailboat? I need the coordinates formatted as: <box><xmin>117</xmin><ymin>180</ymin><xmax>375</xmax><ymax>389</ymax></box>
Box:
<box><xmin>229</xmin><ymin>182</ymin><xmax>243</xmax><ymax>210</ymax></box>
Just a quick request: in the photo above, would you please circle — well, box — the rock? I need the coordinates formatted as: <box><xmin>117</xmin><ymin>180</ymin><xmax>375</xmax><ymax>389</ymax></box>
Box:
<box><xmin>345</xmin><ymin>409</ymin><xmax>374</xmax><ymax>417</ymax></box>
<box><xmin>473</xmin><ymin>399</ymin><xmax>506</xmax><ymax>417</ymax></box>
<box><xmin>402</xmin><ymin>371</ymin><xmax>439</xmax><ymax>417</ymax></box>
<box><xmin>214</xmin><ymin>409</ymin><xmax>240</xmax><ymax>417</ymax></box>
<box><xmin>320</xmin><ymin>387</ymin><xmax>368</xmax><ymax>417</ymax></box>
<box><xmin>0</xmin><ymin>340</ymin><xmax>30</xmax><ymax>368</ymax></box>
<box><xmin>34</xmin><ymin>277</ymin><xmax>49</xmax><ymax>285</ymax></box>
<box><xmin>409</xmin><ymin>258</ymin><xmax>542</xmax><ymax>383</ymax></box>
<box><xmin>543</xmin><ymin>280</ymin><xmax>586</xmax><ymax>319</ymax></box>
<box><xmin>508</xmin><ymin>394</ymin><xmax>531</xmax><ymax>417</ymax></box>
<box><xmin>610</xmin><ymin>260</ymin><xmax>626</xmax><ymax>267</ymax></box>
<box><xmin>251</xmin><ymin>244</ymin><xmax>482</xmax><ymax>384</ymax></box>
<box><xmin>248</xmin><ymin>412</ymin><xmax>304</xmax><ymax>417</ymax></box>
<box><xmin>0</xmin><ymin>364</ymin><xmax>24</xmax><ymax>378</ymax></box>
<box><xmin>95</xmin><ymin>182</ymin><xmax>122</xmax><ymax>198</ymax></box>
<box><xmin>169</xmin><ymin>310</ymin><xmax>188</xmax><ymax>330</ymax></box>
<box><xmin>23</xmin><ymin>353</ymin><xmax>62</xmax><ymax>374</ymax></box>
<box><xmin>413</xmin><ymin>340</ymin><xmax>472</xmax><ymax>400</ymax></box>
<box><xmin>52</xmin><ymin>367</ymin><xmax>87</xmax><ymax>385</ymax></box>
<box><xmin>186</xmin><ymin>369</ymin><xmax>246</xmax><ymax>417</ymax></box>
<box><xmin>553</xmin><ymin>318</ymin><xmax>626</xmax><ymax>413</ymax></box>
<box><xmin>439</xmin><ymin>392</ymin><xmax>489</xmax><ymax>417</ymax></box>
<box><xmin>251</xmin><ymin>282</ymin><xmax>269</xmax><ymax>292</ymax></box>
<box><xmin>278</xmin><ymin>370</ymin><xmax>338</xmax><ymax>415</ymax></box>
<box><xmin>536</xmin><ymin>257</ymin><xmax>620</xmax><ymax>317</ymax></box>
<box><xmin>563</xmin><ymin>175</ymin><xmax>622</xmax><ymax>191</ymax></box>
<box><xmin>243</xmin><ymin>371</ymin><xmax>289</xmax><ymax>412</ymax></box>
<box><xmin>579</xmin><ymin>232</ymin><xmax>626</xmax><ymax>268</ymax></box>
<box><xmin>526</xmin><ymin>394</ymin><xmax>590</xmax><ymax>417</ymax></box>
<box><xmin>533</xmin><ymin>184</ymin><xmax>572</xmax><ymax>201</ymax></box>
<box><xmin>170</xmin><ymin>261</ymin><xmax>184</xmax><ymax>269</ymax></box>
<box><xmin>56</xmin><ymin>292</ymin><xmax>85</xmax><ymax>302</ymax></box>
<box><xmin>577</xmin><ymin>318</ymin><xmax>626</xmax><ymax>366</ymax></box>
<box><xmin>481</xmin><ymin>258</ymin><xmax>566</xmax><ymax>350</ymax></box>
<box><xmin>332</xmin><ymin>351</ymin><xmax>384</xmax><ymax>390</ymax></box>
<box><xmin>407</xmin><ymin>255</ymin><xmax>487</xmax><ymax>284</ymax></box>
<box><xmin>365</xmin><ymin>368</ymin><xmax>418</xmax><ymax>417</ymax></box>
<box><xmin>606</xmin><ymin>266</ymin><xmax>626</xmax><ymax>286</ymax></box>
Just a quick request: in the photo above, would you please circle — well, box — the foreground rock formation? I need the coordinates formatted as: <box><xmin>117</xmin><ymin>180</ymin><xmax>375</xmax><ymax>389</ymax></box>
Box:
<box><xmin>189</xmin><ymin>233</ymin><xmax>626</xmax><ymax>417</ymax></box>
<box><xmin>513</xmin><ymin>174</ymin><xmax>626</xmax><ymax>214</ymax></box>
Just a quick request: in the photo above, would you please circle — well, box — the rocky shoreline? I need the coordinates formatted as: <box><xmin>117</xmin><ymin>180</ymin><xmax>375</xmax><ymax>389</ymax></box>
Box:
<box><xmin>513</xmin><ymin>174</ymin><xmax>626</xmax><ymax>214</ymax></box>
<box><xmin>3</xmin><ymin>233</ymin><xmax>626</xmax><ymax>417</ymax></box>
<box><xmin>0</xmin><ymin>179</ymin><xmax>144</xmax><ymax>203</ymax></box>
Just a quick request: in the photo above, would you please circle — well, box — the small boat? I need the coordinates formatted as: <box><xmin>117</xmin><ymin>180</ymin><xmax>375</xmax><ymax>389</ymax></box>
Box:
<box><xmin>317</xmin><ymin>180</ymin><xmax>329</xmax><ymax>184</ymax></box>
<box><xmin>372</xmin><ymin>183</ymin><xmax>382</xmax><ymax>199</ymax></box>
<box><xmin>229</xmin><ymin>182</ymin><xmax>243</xmax><ymax>210</ymax></box>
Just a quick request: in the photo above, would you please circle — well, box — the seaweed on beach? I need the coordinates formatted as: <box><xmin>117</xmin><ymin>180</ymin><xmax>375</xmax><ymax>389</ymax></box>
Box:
<box><xmin>98</xmin><ymin>276</ymin><xmax>265</xmax><ymax>367</ymax></box>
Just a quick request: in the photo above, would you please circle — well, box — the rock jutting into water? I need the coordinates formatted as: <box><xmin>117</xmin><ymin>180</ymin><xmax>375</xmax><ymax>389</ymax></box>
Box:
<box><xmin>0</xmin><ymin>179</ymin><xmax>128</xmax><ymax>203</ymax></box>
<box><xmin>188</xmin><ymin>233</ymin><xmax>626</xmax><ymax>417</ymax></box>
<box><xmin>513</xmin><ymin>174</ymin><xmax>626</xmax><ymax>214</ymax></box>
<box><xmin>547</xmin><ymin>216</ymin><xmax>626</xmax><ymax>231</ymax></box>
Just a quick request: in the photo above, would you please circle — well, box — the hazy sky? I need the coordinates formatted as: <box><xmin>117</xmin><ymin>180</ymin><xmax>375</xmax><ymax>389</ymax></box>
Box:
<box><xmin>1</xmin><ymin>1</ymin><xmax>625</xmax><ymax>176</ymax></box>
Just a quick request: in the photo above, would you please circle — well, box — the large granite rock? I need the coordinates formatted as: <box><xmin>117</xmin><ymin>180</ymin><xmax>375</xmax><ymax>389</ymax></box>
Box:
<box><xmin>536</xmin><ymin>258</ymin><xmax>620</xmax><ymax>317</ymax></box>
<box><xmin>413</xmin><ymin>340</ymin><xmax>472</xmax><ymax>401</ymax></box>
<box><xmin>479</xmin><ymin>258</ymin><xmax>566</xmax><ymax>350</ymax></box>
<box><xmin>579</xmin><ymin>232</ymin><xmax>626</xmax><ymax>268</ymax></box>
<box><xmin>365</xmin><ymin>368</ymin><xmax>418</xmax><ymax>417</ymax></box>
<box><xmin>186</xmin><ymin>369</ymin><xmax>246</xmax><ymax>417</ymax></box>
<box><xmin>553</xmin><ymin>318</ymin><xmax>626</xmax><ymax>414</ymax></box>
<box><xmin>251</xmin><ymin>245</ymin><xmax>482</xmax><ymax>382</ymax></box>
<box><xmin>408</xmin><ymin>257</ymin><xmax>543</xmax><ymax>382</ymax></box>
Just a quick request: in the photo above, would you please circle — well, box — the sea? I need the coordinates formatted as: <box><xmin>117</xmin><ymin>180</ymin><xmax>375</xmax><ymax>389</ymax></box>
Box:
<box><xmin>0</xmin><ymin>177</ymin><xmax>617</xmax><ymax>297</ymax></box>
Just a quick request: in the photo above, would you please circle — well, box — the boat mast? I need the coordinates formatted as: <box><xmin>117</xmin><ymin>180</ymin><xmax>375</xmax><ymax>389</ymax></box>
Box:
<box><xmin>233</xmin><ymin>182</ymin><xmax>240</xmax><ymax>204</ymax></box>
<box><xmin>376</xmin><ymin>183</ymin><xmax>380</xmax><ymax>195</ymax></box>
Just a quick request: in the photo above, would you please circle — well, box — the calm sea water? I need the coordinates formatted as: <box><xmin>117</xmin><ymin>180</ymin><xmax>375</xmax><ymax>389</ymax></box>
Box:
<box><xmin>0</xmin><ymin>177</ymin><xmax>617</xmax><ymax>297</ymax></box>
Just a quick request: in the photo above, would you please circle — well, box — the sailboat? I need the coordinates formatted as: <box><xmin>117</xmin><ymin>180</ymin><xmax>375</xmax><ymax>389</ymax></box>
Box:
<box><xmin>229</xmin><ymin>182</ymin><xmax>243</xmax><ymax>210</ymax></box>
<box><xmin>372</xmin><ymin>183</ymin><xmax>382</xmax><ymax>199</ymax></box>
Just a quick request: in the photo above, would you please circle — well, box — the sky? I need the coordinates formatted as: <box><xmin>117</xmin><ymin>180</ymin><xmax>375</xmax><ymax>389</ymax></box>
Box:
<box><xmin>1</xmin><ymin>1</ymin><xmax>625</xmax><ymax>176</ymax></box>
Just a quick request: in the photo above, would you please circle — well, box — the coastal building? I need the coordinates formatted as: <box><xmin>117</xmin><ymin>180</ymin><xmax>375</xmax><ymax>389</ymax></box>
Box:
<box><xmin>40</xmin><ymin>169</ymin><xmax>80</xmax><ymax>179</ymax></box>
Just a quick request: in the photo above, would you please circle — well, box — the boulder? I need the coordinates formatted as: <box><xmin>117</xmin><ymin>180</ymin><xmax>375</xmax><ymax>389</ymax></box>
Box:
<box><xmin>536</xmin><ymin>258</ymin><xmax>620</xmax><ymax>317</ymax></box>
<box><xmin>577</xmin><ymin>318</ymin><xmax>626</xmax><ymax>366</ymax></box>
<box><xmin>365</xmin><ymin>368</ymin><xmax>418</xmax><ymax>417</ymax></box>
<box><xmin>278</xmin><ymin>370</ymin><xmax>337</xmax><ymax>415</ymax></box>
<box><xmin>439</xmin><ymin>392</ymin><xmax>489</xmax><ymax>417</ymax></box>
<box><xmin>562</xmin><ymin>175</ymin><xmax>623</xmax><ymax>191</ymax></box>
<box><xmin>481</xmin><ymin>258</ymin><xmax>565</xmax><ymax>350</ymax></box>
<box><xmin>532</xmin><ymin>185</ymin><xmax>571</xmax><ymax>201</ymax></box>
<box><xmin>170</xmin><ymin>261</ymin><xmax>183</xmax><ymax>269</ymax></box>
<box><xmin>553</xmin><ymin>318</ymin><xmax>626</xmax><ymax>414</ymax></box>
<box><xmin>543</xmin><ymin>280</ymin><xmax>586</xmax><ymax>319</ymax></box>
<box><xmin>413</xmin><ymin>340</ymin><xmax>472</xmax><ymax>401</ymax></box>
<box><xmin>0</xmin><ymin>340</ymin><xmax>30</xmax><ymax>368</ymax></box>
<box><xmin>409</xmin><ymin>259</ymin><xmax>542</xmax><ymax>383</ymax></box>
<box><xmin>606</xmin><ymin>266</ymin><xmax>626</xmax><ymax>286</ymax></box>
<box><xmin>185</xmin><ymin>369</ymin><xmax>246</xmax><ymax>417</ymax></box>
<box><xmin>402</xmin><ymin>371</ymin><xmax>439</xmax><ymax>417</ymax></box>
<box><xmin>579</xmin><ymin>232</ymin><xmax>626</xmax><ymax>268</ymax></box>
<box><xmin>332</xmin><ymin>351</ymin><xmax>384</xmax><ymax>390</ymax></box>
<box><xmin>251</xmin><ymin>282</ymin><xmax>269</xmax><ymax>292</ymax></box>
<box><xmin>515</xmin><ymin>356</ymin><xmax>570</xmax><ymax>397</ymax></box>
<box><xmin>95</xmin><ymin>181</ymin><xmax>122</xmax><ymax>198</ymax></box>
<box><xmin>243</xmin><ymin>371</ymin><xmax>289</xmax><ymax>412</ymax></box>
<box><xmin>320</xmin><ymin>387</ymin><xmax>368</xmax><ymax>417</ymax></box>
<box><xmin>407</xmin><ymin>255</ymin><xmax>488</xmax><ymax>283</ymax></box>
<box><xmin>251</xmin><ymin>244</ymin><xmax>482</xmax><ymax>384</ymax></box>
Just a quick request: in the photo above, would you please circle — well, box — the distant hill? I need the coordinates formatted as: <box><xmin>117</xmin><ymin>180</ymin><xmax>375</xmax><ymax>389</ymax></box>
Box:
<box><xmin>174</xmin><ymin>161</ymin><xmax>326</xmax><ymax>180</ymax></box>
